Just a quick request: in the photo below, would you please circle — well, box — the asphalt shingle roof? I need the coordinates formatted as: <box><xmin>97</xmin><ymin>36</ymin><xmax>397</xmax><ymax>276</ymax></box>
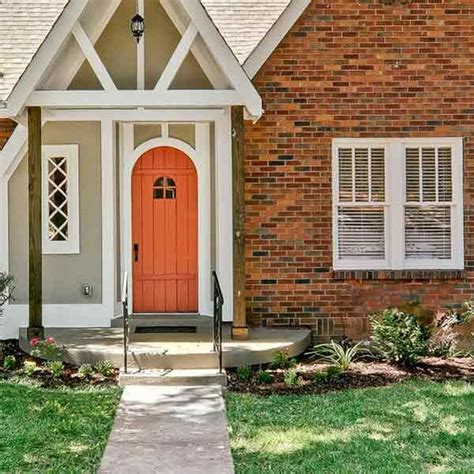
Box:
<box><xmin>0</xmin><ymin>0</ymin><xmax>68</xmax><ymax>103</ymax></box>
<box><xmin>0</xmin><ymin>0</ymin><xmax>289</xmax><ymax>102</ymax></box>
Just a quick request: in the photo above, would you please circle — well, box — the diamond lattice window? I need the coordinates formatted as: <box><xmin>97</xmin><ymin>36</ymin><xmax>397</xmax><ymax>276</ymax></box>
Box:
<box><xmin>42</xmin><ymin>145</ymin><xmax>80</xmax><ymax>254</ymax></box>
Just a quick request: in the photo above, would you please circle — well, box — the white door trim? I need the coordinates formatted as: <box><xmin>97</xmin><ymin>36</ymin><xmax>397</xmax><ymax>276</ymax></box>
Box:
<box><xmin>121</xmin><ymin>124</ymin><xmax>212</xmax><ymax>316</ymax></box>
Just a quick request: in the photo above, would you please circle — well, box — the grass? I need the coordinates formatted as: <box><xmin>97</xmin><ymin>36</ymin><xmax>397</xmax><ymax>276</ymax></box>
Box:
<box><xmin>226</xmin><ymin>380</ymin><xmax>474</xmax><ymax>473</ymax></box>
<box><xmin>0</xmin><ymin>381</ymin><xmax>121</xmax><ymax>473</ymax></box>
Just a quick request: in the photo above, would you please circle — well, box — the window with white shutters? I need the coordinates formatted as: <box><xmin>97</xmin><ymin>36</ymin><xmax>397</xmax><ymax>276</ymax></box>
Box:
<box><xmin>42</xmin><ymin>145</ymin><xmax>80</xmax><ymax>254</ymax></box>
<box><xmin>336</xmin><ymin>147</ymin><xmax>386</xmax><ymax>263</ymax></box>
<box><xmin>333</xmin><ymin>138</ymin><xmax>463</xmax><ymax>270</ymax></box>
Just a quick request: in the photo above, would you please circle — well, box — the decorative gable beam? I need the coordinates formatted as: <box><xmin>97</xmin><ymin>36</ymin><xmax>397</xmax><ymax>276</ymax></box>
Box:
<box><xmin>178</xmin><ymin>0</ymin><xmax>262</xmax><ymax>118</ymax></box>
<box><xmin>27</xmin><ymin>90</ymin><xmax>246</xmax><ymax>108</ymax></box>
<box><xmin>71</xmin><ymin>23</ymin><xmax>117</xmax><ymax>91</ymax></box>
<box><xmin>155</xmin><ymin>24</ymin><xmax>198</xmax><ymax>92</ymax></box>
<box><xmin>160</xmin><ymin>0</ymin><xmax>228</xmax><ymax>90</ymax></box>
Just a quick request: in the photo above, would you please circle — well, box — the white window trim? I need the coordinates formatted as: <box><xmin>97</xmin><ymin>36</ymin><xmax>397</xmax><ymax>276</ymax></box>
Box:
<box><xmin>332</xmin><ymin>137</ymin><xmax>464</xmax><ymax>271</ymax></box>
<box><xmin>42</xmin><ymin>144</ymin><xmax>80</xmax><ymax>254</ymax></box>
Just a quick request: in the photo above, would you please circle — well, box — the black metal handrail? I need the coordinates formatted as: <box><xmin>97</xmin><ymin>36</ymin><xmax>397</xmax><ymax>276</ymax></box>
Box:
<box><xmin>212</xmin><ymin>271</ymin><xmax>224</xmax><ymax>374</ymax></box>
<box><xmin>121</xmin><ymin>272</ymin><xmax>129</xmax><ymax>373</ymax></box>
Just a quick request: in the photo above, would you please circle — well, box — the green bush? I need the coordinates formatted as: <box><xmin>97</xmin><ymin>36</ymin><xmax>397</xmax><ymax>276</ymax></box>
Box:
<box><xmin>236</xmin><ymin>364</ymin><xmax>252</xmax><ymax>382</ymax></box>
<box><xmin>307</xmin><ymin>340</ymin><xmax>370</xmax><ymax>371</ymax></box>
<box><xmin>283</xmin><ymin>368</ymin><xmax>301</xmax><ymax>387</ymax></box>
<box><xmin>78</xmin><ymin>363</ymin><xmax>94</xmax><ymax>380</ymax></box>
<box><xmin>255</xmin><ymin>370</ymin><xmax>272</xmax><ymax>384</ymax></box>
<box><xmin>44</xmin><ymin>361</ymin><xmax>64</xmax><ymax>379</ymax></box>
<box><xmin>3</xmin><ymin>355</ymin><xmax>16</xmax><ymax>370</ymax></box>
<box><xmin>369</xmin><ymin>307</ymin><xmax>431</xmax><ymax>367</ymax></box>
<box><xmin>30</xmin><ymin>337</ymin><xmax>63</xmax><ymax>361</ymax></box>
<box><xmin>94</xmin><ymin>360</ymin><xmax>116</xmax><ymax>377</ymax></box>
<box><xmin>22</xmin><ymin>361</ymin><xmax>38</xmax><ymax>376</ymax></box>
<box><xmin>270</xmin><ymin>350</ymin><xmax>296</xmax><ymax>370</ymax></box>
<box><xmin>430</xmin><ymin>303</ymin><xmax>474</xmax><ymax>357</ymax></box>
<box><xmin>313</xmin><ymin>365</ymin><xmax>342</xmax><ymax>383</ymax></box>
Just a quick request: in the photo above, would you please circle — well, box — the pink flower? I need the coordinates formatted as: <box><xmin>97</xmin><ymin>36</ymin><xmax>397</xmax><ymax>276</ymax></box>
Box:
<box><xmin>46</xmin><ymin>336</ymin><xmax>55</xmax><ymax>344</ymax></box>
<box><xmin>30</xmin><ymin>337</ymin><xmax>40</xmax><ymax>347</ymax></box>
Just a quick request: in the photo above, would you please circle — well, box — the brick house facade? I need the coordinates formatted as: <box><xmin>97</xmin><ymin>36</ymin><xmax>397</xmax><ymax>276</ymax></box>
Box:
<box><xmin>244</xmin><ymin>0</ymin><xmax>474</xmax><ymax>340</ymax></box>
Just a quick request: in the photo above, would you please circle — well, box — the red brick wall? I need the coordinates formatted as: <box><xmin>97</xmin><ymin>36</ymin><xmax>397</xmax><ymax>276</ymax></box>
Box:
<box><xmin>0</xmin><ymin>119</ymin><xmax>16</xmax><ymax>150</ymax></box>
<box><xmin>244</xmin><ymin>0</ymin><xmax>474</xmax><ymax>341</ymax></box>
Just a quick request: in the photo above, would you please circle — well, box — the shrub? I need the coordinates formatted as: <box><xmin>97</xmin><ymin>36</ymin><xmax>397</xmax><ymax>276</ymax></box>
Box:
<box><xmin>256</xmin><ymin>370</ymin><xmax>272</xmax><ymax>384</ymax></box>
<box><xmin>430</xmin><ymin>303</ymin><xmax>474</xmax><ymax>357</ymax></box>
<box><xmin>44</xmin><ymin>361</ymin><xmax>64</xmax><ymax>379</ymax></box>
<box><xmin>283</xmin><ymin>368</ymin><xmax>301</xmax><ymax>387</ymax></box>
<box><xmin>369</xmin><ymin>307</ymin><xmax>431</xmax><ymax>367</ymax></box>
<box><xmin>30</xmin><ymin>337</ymin><xmax>63</xmax><ymax>361</ymax></box>
<box><xmin>313</xmin><ymin>365</ymin><xmax>342</xmax><ymax>383</ymax></box>
<box><xmin>307</xmin><ymin>340</ymin><xmax>370</xmax><ymax>372</ymax></box>
<box><xmin>78</xmin><ymin>363</ymin><xmax>94</xmax><ymax>379</ymax></box>
<box><xmin>3</xmin><ymin>355</ymin><xmax>16</xmax><ymax>370</ymax></box>
<box><xmin>270</xmin><ymin>350</ymin><xmax>296</xmax><ymax>370</ymax></box>
<box><xmin>236</xmin><ymin>364</ymin><xmax>252</xmax><ymax>382</ymax></box>
<box><xmin>22</xmin><ymin>361</ymin><xmax>38</xmax><ymax>376</ymax></box>
<box><xmin>94</xmin><ymin>360</ymin><xmax>116</xmax><ymax>377</ymax></box>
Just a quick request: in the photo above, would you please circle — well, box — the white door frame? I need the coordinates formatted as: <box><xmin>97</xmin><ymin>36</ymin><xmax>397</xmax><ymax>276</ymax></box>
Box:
<box><xmin>121</xmin><ymin>122</ymin><xmax>212</xmax><ymax>316</ymax></box>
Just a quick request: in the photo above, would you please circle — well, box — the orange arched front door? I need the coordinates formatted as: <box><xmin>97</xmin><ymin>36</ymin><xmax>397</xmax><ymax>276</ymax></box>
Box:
<box><xmin>132</xmin><ymin>147</ymin><xmax>198</xmax><ymax>313</ymax></box>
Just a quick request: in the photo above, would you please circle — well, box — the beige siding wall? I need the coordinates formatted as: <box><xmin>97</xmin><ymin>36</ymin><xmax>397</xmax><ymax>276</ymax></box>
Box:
<box><xmin>8</xmin><ymin>122</ymin><xmax>102</xmax><ymax>304</ymax></box>
<box><xmin>70</xmin><ymin>0</ymin><xmax>211</xmax><ymax>90</ymax></box>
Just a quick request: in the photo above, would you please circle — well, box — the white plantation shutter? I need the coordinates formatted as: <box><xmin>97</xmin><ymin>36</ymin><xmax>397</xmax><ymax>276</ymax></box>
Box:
<box><xmin>333</xmin><ymin>138</ymin><xmax>463</xmax><ymax>270</ymax></box>
<box><xmin>405</xmin><ymin>146</ymin><xmax>453</xmax><ymax>260</ymax></box>
<box><xmin>336</xmin><ymin>147</ymin><xmax>386</xmax><ymax>262</ymax></box>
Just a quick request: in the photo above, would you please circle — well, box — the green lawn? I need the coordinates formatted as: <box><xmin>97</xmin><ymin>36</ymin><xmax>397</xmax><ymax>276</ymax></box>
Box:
<box><xmin>0</xmin><ymin>381</ymin><xmax>121</xmax><ymax>473</ymax></box>
<box><xmin>226</xmin><ymin>380</ymin><xmax>474</xmax><ymax>473</ymax></box>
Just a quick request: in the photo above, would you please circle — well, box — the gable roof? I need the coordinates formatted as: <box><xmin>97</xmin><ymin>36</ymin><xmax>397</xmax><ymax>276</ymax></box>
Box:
<box><xmin>0</xmin><ymin>0</ymin><xmax>68</xmax><ymax>104</ymax></box>
<box><xmin>201</xmin><ymin>1</ymin><xmax>290</xmax><ymax>65</ymax></box>
<box><xmin>0</xmin><ymin>0</ymin><xmax>307</xmax><ymax>108</ymax></box>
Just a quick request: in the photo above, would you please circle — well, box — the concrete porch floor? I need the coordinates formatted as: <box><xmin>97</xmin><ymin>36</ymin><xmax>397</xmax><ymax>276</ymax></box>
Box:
<box><xmin>19</xmin><ymin>319</ymin><xmax>311</xmax><ymax>369</ymax></box>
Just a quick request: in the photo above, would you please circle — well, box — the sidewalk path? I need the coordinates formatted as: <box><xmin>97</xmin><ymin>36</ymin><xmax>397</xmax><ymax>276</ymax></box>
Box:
<box><xmin>99</xmin><ymin>385</ymin><xmax>234</xmax><ymax>474</ymax></box>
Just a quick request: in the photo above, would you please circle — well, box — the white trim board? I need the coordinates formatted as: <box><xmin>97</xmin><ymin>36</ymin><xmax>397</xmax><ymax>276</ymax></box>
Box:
<box><xmin>243</xmin><ymin>0</ymin><xmax>311</xmax><ymax>79</ymax></box>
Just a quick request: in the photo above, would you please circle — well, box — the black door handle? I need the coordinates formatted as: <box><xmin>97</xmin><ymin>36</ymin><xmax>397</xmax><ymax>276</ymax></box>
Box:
<box><xmin>133</xmin><ymin>243</ymin><xmax>139</xmax><ymax>262</ymax></box>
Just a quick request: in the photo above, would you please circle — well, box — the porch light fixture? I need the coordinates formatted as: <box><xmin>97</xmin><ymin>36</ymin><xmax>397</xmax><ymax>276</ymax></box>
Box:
<box><xmin>131</xmin><ymin>13</ymin><xmax>145</xmax><ymax>43</ymax></box>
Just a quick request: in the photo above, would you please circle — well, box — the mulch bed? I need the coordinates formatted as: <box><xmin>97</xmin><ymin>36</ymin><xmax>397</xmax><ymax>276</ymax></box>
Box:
<box><xmin>0</xmin><ymin>339</ymin><xmax>118</xmax><ymax>388</ymax></box>
<box><xmin>227</xmin><ymin>357</ymin><xmax>474</xmax><ymax>396</ymax></box>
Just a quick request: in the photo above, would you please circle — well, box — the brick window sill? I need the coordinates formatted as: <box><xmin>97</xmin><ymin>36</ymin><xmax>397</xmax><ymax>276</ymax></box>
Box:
<box><xmin>332</xmin><ymin>270</ymin><xmax>465</xmax><ymax>281</ymax></box>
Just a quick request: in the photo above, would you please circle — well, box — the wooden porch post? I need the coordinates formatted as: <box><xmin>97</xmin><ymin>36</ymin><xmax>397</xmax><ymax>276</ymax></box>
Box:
<box><xmin>231</xmin><ymin>106</ymin><xmax>249</xmax><ymax>340</ymax></box>
<box><xmin>27</xmin><ymin>106</ymin><xmax>44</xmax><ymax>339</ymax></box>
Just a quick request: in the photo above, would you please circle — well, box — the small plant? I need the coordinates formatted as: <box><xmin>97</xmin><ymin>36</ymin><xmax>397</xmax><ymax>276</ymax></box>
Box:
<box><xmin>94</xmin><ymin>360</ymin><xmax>116</xmax><ymax>377</ymax></box>
<box><xmin>270</xmin><ymin>350</ymin><xmax>296</xmax><ymax>370</ymax></box>
<box><xmin>22</xmin><ymin>361</ymin><xmax>38</xmax><ymax>376</ymax></box>
<box><xmin>3</xmin><ymin>355</ymin><xmax>16</xmax><ymax>370</ymax></box>
<box><xmin>307</xmin><ymin>340</ymin><xmax>370</xmax><ymax>372</ymax></box>
<box><xmin>78</xmin><ymin>363</ymin><xmax>94</xmax><ymax>379</ymax></box>
<box><xmin>430</xmin><ymin>303</ymin><xmax>474</xmax><ymax>358</ymax></box>
<box><xmin>313</xmin><ymin>365</ymin><xmax>342</xmax><ymax>383</ymax></box>
<box><xmin>369</xmin><ymin>307</ymin><xmax>431</xmax><ymax>367</ymax></box>
<box><xmin>256</xmin><ymin>370</ymin><xmax>273</xmax><ymax>384</ymax></box>
<box><xmin>283</xmin><ymin>368</ymin><xmax>301</xmax><ymax>387</ymax></box>
<box><xmin>237</xmin><ymin>364</ymin><xmax>252</xmax><ymax>382</ymax></box>
<box><xmin>44</xmin><ymin>361</ymin><xmax>64</xmax><ymax>379</ymax></box>
<box><xmin>30</xmin><ymin>336</ymin><xmax>63</xmax><ymax>361</ymax></box>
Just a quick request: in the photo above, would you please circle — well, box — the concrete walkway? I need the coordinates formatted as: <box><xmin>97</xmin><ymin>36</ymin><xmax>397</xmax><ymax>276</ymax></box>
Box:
<box><xmin>99</xmin><ymin>385</ymin><xmax>234</xmax><ymax>474</ymax></box>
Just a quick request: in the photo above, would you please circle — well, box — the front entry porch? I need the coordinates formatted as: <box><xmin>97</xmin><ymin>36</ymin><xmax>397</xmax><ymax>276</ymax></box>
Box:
<box><xmin>19</xmin><ymin>316</ymin><xmax>311</xmax><ymax>370</ymax></box>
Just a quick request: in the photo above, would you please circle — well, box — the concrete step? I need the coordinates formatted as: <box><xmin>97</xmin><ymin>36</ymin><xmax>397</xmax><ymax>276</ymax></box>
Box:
<box><xmin>119</xmin><ymin>369</ymin><xmax>227</xmax><ymax>387</ymax></box>
<box><xmin>129</xmin><ymin>349</ymin><xmax>218</xmax><ymax>370</ymax></box>
<box><xmin>111</xmin><ymin>314</ymin><xmax>213</xmax><ymax>329</ymax></box>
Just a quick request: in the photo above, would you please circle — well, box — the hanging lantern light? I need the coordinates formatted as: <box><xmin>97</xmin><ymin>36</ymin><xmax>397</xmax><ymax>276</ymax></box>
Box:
<box><xmin>130</xmin><ymin>13</ymin><xmax>145</xmax><ymax>43</ymax></box>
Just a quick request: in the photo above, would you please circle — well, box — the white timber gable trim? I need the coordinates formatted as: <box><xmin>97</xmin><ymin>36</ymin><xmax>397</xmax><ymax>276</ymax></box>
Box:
<box><xmin>41</xmin><ymin>144</ymin><xmax>80</xmax><ymax>254</ymax></box>
<box><xmin>243</xmin><ymin>0</ymin><xmax>311</xmax><ymax>79</ymax></box>
<box><xmin>0</xmin><ymin>0</ymin><xmax>262</xmax><ymax>119</ymax></box>
<box><xmin>332</xmin><ymin>137</ymin><xmax>464</xmax><ymax>271</ymax></box>
<box><xmin>2</xmin><ymin>0</ymin><xmax>88</xmax><ymax>117</ymax></box>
